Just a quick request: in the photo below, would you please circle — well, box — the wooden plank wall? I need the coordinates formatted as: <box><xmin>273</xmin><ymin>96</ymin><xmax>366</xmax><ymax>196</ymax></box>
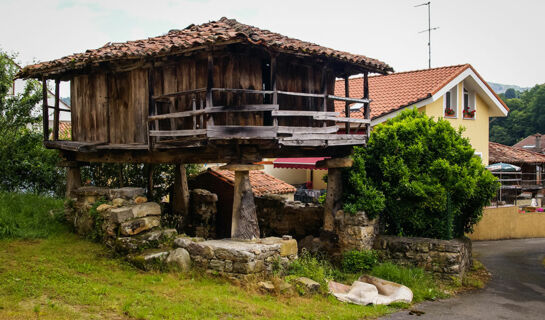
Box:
<box><xmin>71</xmin><ymin>73</ymin><xmax>108</xmax><ymax>142</ymax></box>
<box><xmin>276</xmin><ymin>56</ymin><xmax>334</xmax><ymax>127</ymax></box>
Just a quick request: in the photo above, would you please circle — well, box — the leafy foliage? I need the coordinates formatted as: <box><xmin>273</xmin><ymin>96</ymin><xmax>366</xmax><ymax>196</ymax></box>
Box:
<box><xmin>0</xmin><ymin>51</ymin><xmax>66</xmax><ymax>195</ymax></box>
<box><xmin>490</xmin><ymin>84</ymin><xmax>545</xmax><ymax>145</ymax></box>
<box><xmin>344</xmin><ymin>110</ymin><xmax>499</xmax><ymax>239</ymax></box>
<box><xmin>341</xmin><ymin>249</ymin><xmax>379</xmax><ymax>273</ymax></box>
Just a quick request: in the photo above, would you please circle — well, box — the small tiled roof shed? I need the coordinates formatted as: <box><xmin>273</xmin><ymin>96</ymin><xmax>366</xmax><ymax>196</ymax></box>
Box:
<box><xmin>191</xmin><ymin>168</ymin><xmax>295</xmax><ymax>237</ymax></box>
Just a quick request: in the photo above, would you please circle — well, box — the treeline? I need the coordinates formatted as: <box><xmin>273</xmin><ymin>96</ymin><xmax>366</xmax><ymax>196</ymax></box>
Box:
<box><xmin>490</xmin><ymin>84</ymin><xmax>545</xmax><ymax>146</ymax></box>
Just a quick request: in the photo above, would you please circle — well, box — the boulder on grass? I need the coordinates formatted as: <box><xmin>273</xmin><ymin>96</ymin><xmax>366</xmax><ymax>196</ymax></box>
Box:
<box><xmin>295</xmin><ymin>277</ymin><xmax>320</xmax><ymax>294</ymax></box>
<box><xmin>166</xmin><ymin>248</ymin><xmax>191</xmax><ymax>272</ymax></box>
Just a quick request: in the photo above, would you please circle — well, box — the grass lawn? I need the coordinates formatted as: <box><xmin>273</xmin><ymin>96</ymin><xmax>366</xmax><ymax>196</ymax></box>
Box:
<box><xmin>0</xmin><ymin>193</ymin><xmax>396</xmax><ymax>319</ymax></box>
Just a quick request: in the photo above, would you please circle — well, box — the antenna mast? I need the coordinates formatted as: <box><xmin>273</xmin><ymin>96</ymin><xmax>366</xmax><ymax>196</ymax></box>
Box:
<box><xmin>415</xmin><ymin>2</ymin><xmax>439</xmax><ymax>69</ymax></box>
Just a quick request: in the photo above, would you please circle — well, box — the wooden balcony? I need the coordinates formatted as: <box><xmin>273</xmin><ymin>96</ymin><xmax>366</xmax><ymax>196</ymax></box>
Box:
<box><xmin>147</xmin><ymin>87</ymin><xmax>370</xmax><ymax>149</ymax></box>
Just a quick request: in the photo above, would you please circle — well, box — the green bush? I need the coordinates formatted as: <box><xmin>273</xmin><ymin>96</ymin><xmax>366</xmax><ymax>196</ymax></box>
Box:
<box><xmin>343</xmin><ymin>109</ymin><xmax>499</xmax><ymax>239</ymax></box>
<box><xmin>341</xmin><ymin>249</ymin><xmax>379</xmax><ymax>273</ymax></box>
<box><xmin>285</xmin><ymin>250</ymin><xmax>337</xmax><ymax>290</ymax></box>
<box><xmin>0</xmin><ymin>192</ymin><xmax>65</xmax><ymax>239</ymax></box>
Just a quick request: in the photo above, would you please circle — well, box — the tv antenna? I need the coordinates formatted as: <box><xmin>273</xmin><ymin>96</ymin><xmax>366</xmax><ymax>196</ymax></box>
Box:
<box><xmin>415</xmin><ymin>1</ymin><xmax>439</xmax><ymax>69</ymax></box>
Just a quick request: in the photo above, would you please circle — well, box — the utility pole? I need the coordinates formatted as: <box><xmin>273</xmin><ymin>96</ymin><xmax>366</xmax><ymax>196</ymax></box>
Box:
<box><xmin>415</xmin><ymin>2</ymin><xmax>439</xmax><ymax>69</ymax></box>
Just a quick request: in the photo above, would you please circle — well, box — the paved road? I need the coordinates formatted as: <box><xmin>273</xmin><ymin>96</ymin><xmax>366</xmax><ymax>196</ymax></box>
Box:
<box><xmin>384</xmin><ymin>238</ymin><xmax>545</xmax><ymax>320</ymax></box>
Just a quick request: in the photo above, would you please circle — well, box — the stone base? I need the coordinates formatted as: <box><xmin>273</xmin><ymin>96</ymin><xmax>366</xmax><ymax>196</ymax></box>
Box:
<box><xmin>373</xmin><ymin>235</ymin><xmax>472</xmax><ymax>280</ymax></box>
<box><xmin>174</xmin><ymin>236</ymin><xmax>298</xmax><ymax>277</ymax></box>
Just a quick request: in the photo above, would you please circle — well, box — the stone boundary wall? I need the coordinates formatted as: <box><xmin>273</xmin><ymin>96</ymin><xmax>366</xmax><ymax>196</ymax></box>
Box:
<box><xmin>256</xmin><ymin>195</ymin><xmax>323</xmax><ymax>239</ymax></box>
<box><xmin>373</xmin><ymin>235</ymin><xmax>472</xmax><ymax>279</ymax></box>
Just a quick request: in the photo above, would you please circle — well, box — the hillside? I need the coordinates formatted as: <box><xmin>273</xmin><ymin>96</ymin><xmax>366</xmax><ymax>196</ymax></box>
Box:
<box><xmin>488</xmin><ymin>82</ymin><xmax>530</xmax><ymax>94</ymax></box>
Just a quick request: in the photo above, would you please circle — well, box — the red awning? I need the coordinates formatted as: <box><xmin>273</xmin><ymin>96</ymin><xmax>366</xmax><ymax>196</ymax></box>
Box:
<box><xmin>273</xmin><ymin>157</ymin><xmax>329</xmax><ymax>170</ymax></box>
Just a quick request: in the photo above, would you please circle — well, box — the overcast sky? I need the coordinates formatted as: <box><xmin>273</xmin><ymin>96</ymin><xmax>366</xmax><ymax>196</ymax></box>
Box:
<box><xmin>1</xmin><ymin>0</ymin><xmax>544</xmax><ymax>89</ymax></box>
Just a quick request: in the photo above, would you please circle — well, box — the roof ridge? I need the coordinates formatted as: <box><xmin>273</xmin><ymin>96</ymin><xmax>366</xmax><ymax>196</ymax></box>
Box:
<box><xmin>368</xmin><ymin>64</ymin><xmax>469</xmax><ymax>78</ymax></box>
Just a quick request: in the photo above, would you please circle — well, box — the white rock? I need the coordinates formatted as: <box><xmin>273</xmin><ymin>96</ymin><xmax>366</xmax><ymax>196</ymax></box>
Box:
<box><xmin>166</xmin><ymin>248</ymin><xmax>191</xmax><ymax>272</ymax></box>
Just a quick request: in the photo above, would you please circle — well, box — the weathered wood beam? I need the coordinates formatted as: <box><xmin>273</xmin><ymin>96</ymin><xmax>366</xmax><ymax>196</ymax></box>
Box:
<box><xmin>152</xmin><ymin>87</ymin><xmax>206</xmax><ymax>100</ymax></box>
<box><xmin>344</xmin><ymin>75</ymin><xmax>350</xmax><ymax>133</ymax></box>
<box><xmin>207</xmin><ymin>126</ymin><xmax>277</xmax><ymax>139</ymax></box>
<box><xmin>363</xmin><ymin>71</ymin><xmax>370</xmax><ymax>138</ymax></box>
<box><xmin>149</xmin><ymin>129</ymin><xmax>206</xmax><ymax>137</ymax></box>
<box><xmin>277</xmin><ymin>90</ymin><xmax>324</xmax><ymax>98</ymax></box>
<box><xmin>206</xmin><ymin>52</ymin><xmax>214</xmax><ymax>128</ymax></box>
<box><xmin>282</xmin><ymin>134</ymin><xmax>366</xmax><ymax>141</ymax></box>
<box><xmin>211</xmin><ymin>88</ymin><xmax>274</xmax><ymax>95</ymax></box>
<box><xmin>313</xmin><ymin>115</ymin><xmax>370</xmax><ymax>123</ymax></box>
<box><xmin>219</xmin><ymin>164</ymin><xmax>264</xmax><ymax>171</ymax></box>
<box><xmin>271</xmin><ymin>55</ymin><xmax>278</xmax><ymax>127</ymax></box>
<box><xmin>53</xmin><ymin>79</ymin><xmax>60</xmax><ymax>140</ymax></box>
<box><xmin>328</xmin><ymin>95</ymin><xmax>370</xmax><ymax>104</ymax></box>
<box><xmin>272</xmin><ymin>110</ymin><xmax>338</xmax><ymax>117</ymax></box>
<box><xmin>316</xmin><ymin>157</ymin><xmax>354</xmax><ymax>168</ymax></box>
<box><xmin>42</xmin><ymin>78</ymin><xmax>49</xmax><ymax>141</ymax></box>
<box><xmin>206</xmin><ymin>104</ymin><xmax>279</xmax><ymax>113</ymax></box>
<box><xmin>148</xmin><ymin>109</ymin><xmax>206</xmax><ymax>121</ymax></box>
<box><xmin>277</xmin><ymin>125</ymin><xmax>339</xmax><ymax>134</ymax></box>
<box><xmin>148</xmin><ymin>67</ymin><xmax>155</xmax><ymax>150</ymax></box>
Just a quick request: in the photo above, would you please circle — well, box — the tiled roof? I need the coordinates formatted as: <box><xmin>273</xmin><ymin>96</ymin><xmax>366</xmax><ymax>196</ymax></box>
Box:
<box><xmin>208</xmin><ymin>167</ymin><xmax>296</xmax><ymax>196</ymax></box>
<box><xmin>18</xmin><ymin>17</ymin><xmax>392</xmax><ymax>78</ymax></box>
<box><xmin>489</xmin><ymin>142</ymin><xmax>545</xmax><ymax>164</ymax></box>
<box><xmin>334</xmin><ymin>64</ymin><xmax>507</xmax><ymax>120</ymax></box>
<box><xmin>49</xmin><ymin>121</ymin><xmax>71</xmax><ymax>140</ymax></box>
<box><xmin>513</xmin><ymin>134</ymin><xmax>545</xmax><ymax>153</ymax></box>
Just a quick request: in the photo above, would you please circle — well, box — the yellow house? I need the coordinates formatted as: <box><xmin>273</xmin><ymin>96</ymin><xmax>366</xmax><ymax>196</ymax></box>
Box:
<box><xmin>335</xmin><ymin>64</ymin><xmax>509</xmax><ymax>164</ymax></box>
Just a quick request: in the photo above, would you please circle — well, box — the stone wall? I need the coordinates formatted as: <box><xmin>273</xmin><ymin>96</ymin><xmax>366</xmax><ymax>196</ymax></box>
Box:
<box><xmin>335</xmin><ymin>211</ymin><xmax>378</xmax><ymax>252</ymax></box>
<box><xmin>186</xmin><ymin>189</ymin><xmax>218</xmax><ymax>238</ymax></box>
<box><xmin>256</xmin><ymin>194</ymin><xmax>323</xmax><ymax>239</ymax></box>
<box><xmin>173</xmin><ymin>236</ymin><xmax>298</xmax><ymax>279</ymax></box>
<box><xmin>67</xmin><ymin>186</ymin><xmax>177</xmax><ymax>254</ymax></box>
<box><xmin>373</xmin><ymin>235</ymin><xmax>472</xmax><ymax>279</ymax></box>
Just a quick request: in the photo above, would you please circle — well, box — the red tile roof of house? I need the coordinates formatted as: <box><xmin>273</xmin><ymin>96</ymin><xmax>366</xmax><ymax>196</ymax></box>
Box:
<box><xmin>49</xmin><ymin>121</ymin><xmax>71</xmax><ymax>140</ymax></box>
<box><xmin>334</xmin><ymin>64</ymin><xmax>508</xmax><ymax>120</ymax></box>
<box><xmin>513</xmin><ymin>134</ymin><xmax>545</xmax><ymax>153</ymax></box>
<box><xmin>18</xmin><ymin>17</ymin><xmax>392</xmax><ymax>79</ymax></box>
<box><xmin>208</xmin><ymin>167</ymin><xmax>296</xmax><ymax>196</ymax></box>
<box><xmin>489</xmin><ymin>142</ymin><xmax>545</xmax><ymax>164</ymax></box>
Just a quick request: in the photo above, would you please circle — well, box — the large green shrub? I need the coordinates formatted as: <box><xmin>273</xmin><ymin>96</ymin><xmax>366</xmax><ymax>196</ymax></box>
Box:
<box><xmin>344</xmin><ymin>109</ymin><xmax>499</xmax><ymax>239</ymax></box>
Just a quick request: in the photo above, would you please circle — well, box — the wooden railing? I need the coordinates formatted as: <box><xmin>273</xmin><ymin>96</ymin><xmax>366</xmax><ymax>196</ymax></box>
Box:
<box><xmin>147</xmin><ymin>87</ymin><xmax>370</xmax><ymax>148</ymax></box>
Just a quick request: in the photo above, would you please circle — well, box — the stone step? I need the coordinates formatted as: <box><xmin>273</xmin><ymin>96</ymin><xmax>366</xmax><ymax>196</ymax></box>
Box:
<box><xmin>127</xmin><ymin>248</ymin><xmax>191</xmax><ymax>271</ymax></box>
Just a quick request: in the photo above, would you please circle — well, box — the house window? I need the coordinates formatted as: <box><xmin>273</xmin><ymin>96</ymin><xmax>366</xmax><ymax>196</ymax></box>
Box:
<box><xmin>444</xmin><ymin>86</ymin><xmax>457</xmax><ymax>117</ymax></box>
<box><xmin>463</xmin><ymin>87</ymin><xmax>476</xmax><ymax>119</ymax></box>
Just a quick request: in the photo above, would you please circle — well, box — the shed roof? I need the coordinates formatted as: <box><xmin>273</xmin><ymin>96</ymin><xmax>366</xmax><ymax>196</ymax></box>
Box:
<box><xmin>207</xmin><ymin>167</ymin><xmax>296</xmax><ymax>196</ymax></box>
<box><xmin>18</xmin><ymin>17</ymin><xmax>392</xmax><ymax>79</ymax></box>
<box><xmin>334</xmin><ymin>64</ymin><xmax>508</xmax><ymax>120</ymax></box>
<box><xmin>489</xmin><ymin>142</ymin><xmax>545</xmax><ymax>165</ymax></box>
<box><xmin>513</xmin><ymin>134</ymin><xmax>545</xmax><ymax>153</ymax></box>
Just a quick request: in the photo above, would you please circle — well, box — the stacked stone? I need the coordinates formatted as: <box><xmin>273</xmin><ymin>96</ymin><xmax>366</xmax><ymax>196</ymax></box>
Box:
<box><xmin>67</xmin><ymin>186</ymin><xmax>178</xmax><ymax>254</ymax></box>
<box><xmin>373</xmin><ymin>235</ymin><xmax>472</xmax><ymax>279</ymax></box>
<box><xmin>335</xmin><ymin>211</ymin><xmax>378</xmax><ymax>252</ymax></box>
<box><xmin>173</xmin><ymin>236</ymin><xmax>298</xmax><ymax>279</ymax></box>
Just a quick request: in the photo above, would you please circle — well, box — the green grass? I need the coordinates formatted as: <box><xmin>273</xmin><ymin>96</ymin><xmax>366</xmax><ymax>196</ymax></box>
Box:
<box><xmin>0</xmin><ymin>193</ymin><xmax>396</xmax><ymax>319</ymax></box>
<box><xmin>0</xmin><ymin>192</ymin><xmax>65</xmax><ymax>239</ymax></box>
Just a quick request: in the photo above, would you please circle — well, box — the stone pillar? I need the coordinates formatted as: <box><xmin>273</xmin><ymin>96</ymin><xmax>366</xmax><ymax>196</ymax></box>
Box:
<box><xmin>317</xmin><ymin>158</ymin><xmax>354</xmax><ymax>232</ymax></box>
<box><xmin>65</xmin><ymin>162</ymin><xmax>82</xmax><ymax>198</ymax></box>
<box><xmin>220</xmin><ymin>164</ymin><xmax>263</xmax><ymax>239</ymax></box>
<box><xmin>172</xmin><ymin>164</ymin><xmax>190</xmax><ymax>222</ymax></box>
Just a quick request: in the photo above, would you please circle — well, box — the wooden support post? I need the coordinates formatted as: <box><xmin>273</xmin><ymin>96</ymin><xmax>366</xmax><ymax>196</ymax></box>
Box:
<box><xmin>317</xmin><ymin>158</ymin><xmax>354</xmax><ymax>232</ymax></box>
<box><xmin>270</xmin><ymin>55</ymin><xmax>278</xmax><ymax>127</ymax></box>
<box><xmin>363</xmin><ymin>71</ymin><xmax>370</xmax><ymax>137</ymax></box>
<box><xmin>321</xmin><ymin>65</ymin><xmax>328</xmax><ymax>127</ymax></box>
<box><xmin>146</xmin><ymin>164</ymin><xmax>154</xmax><ymax>199</ymax></box>
<box><xmin>206</xmin><ymin>52</ymin><xmax>214</xmax><ymax>128</ymax></box>
<box><xmin>66</xmin><ymin>164</ymin><xmax>82</xmax><ymax>198</ymax></box>
<box><xmin>220</xmin><ymin>164</ymin><xmax>263</xmax><ymax>239</ymax></box>
<box><xmin>148</xmin><ymin>68</ymin><xmax>155</xmax><ymax>150</ymax></box>
<box><xmin>53</xmin><ymin>79</ymin><xmax>60</xmax><ymax>140</ymax></box>
<box><xmin>42</xmin><ymin>78</ymin><xmax>49</xmax><ymax>141</ymax></box>
<box><xmin>344</xmin><ymin>74</ymin><xmax>350</xmax><ymax>133</ymax></box>
<box><xmin>172</xmin><ymin>163</ymin><xmax>190</xmax><ymax>223</ymax></box>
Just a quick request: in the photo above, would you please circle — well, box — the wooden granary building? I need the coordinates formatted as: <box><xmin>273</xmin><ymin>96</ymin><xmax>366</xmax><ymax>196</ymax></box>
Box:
<box><xmin>18</xmin><ymin>17</ymin><xmax>392</xmax><ymax>239</ymax></box>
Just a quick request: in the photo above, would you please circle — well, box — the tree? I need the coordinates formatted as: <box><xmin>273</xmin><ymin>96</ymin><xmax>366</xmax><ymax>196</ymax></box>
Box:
<box><xmin>0</xmin><ymin>51</ymin><xmax>65</xmax><ymax>195</ymax></box>
<box><xmin>343</xmin><ymin>110</ymin><xmax>499</xmax><ymax>240</ymax></box>
<box><xmin>490</xmin><ymin>84</ymin><xmax>545</xmax><ymax>145</ymax></box>
<box><xmin>504</xmin><ymin>88</ymin><xmax>517</xmax><ymax>99</ymax></box>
